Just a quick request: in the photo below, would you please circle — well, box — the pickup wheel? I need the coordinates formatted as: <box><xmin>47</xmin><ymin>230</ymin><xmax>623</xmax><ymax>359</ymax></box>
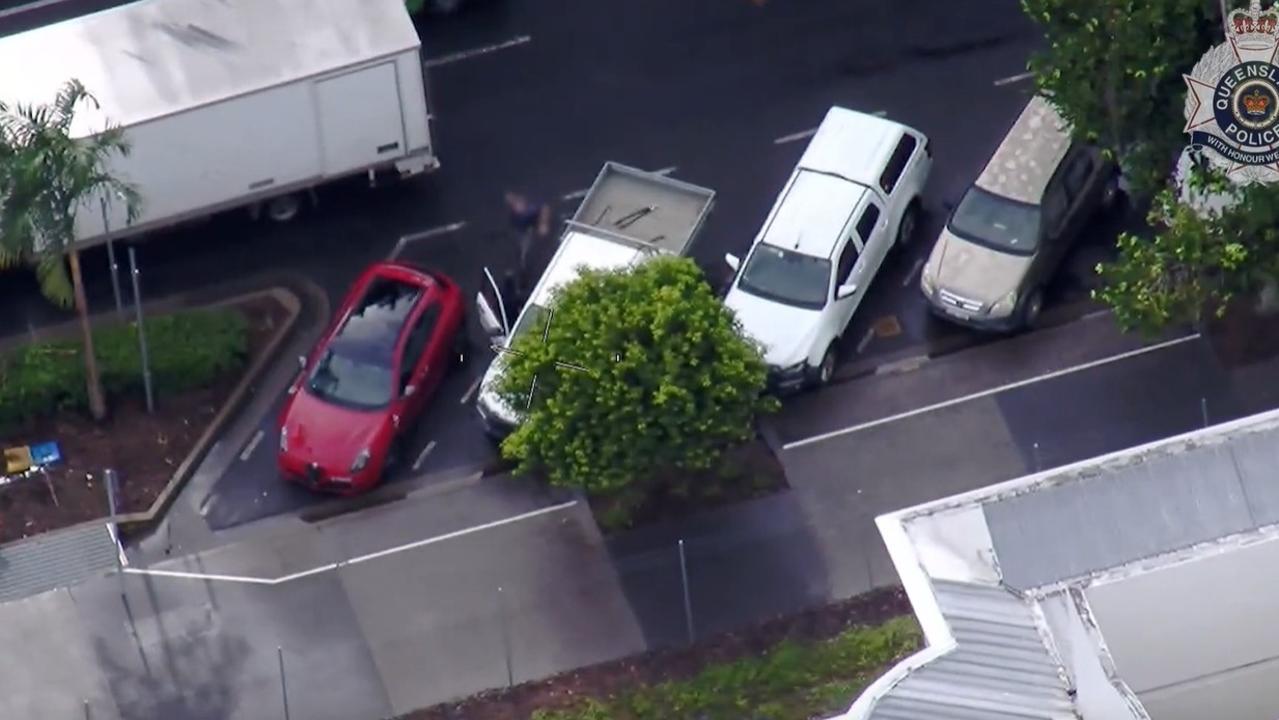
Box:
<box><xmin>810</xmin><ymin>345</ymin><xmax>837</xmax><ymax>388</ymax></box>
<box><xmin>897</xmin><ymin>200</ymin><xmax>921</xmax><ymax>249</ymax></box>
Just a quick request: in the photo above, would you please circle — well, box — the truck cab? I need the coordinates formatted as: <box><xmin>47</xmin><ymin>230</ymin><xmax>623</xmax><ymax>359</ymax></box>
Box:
<box><xmin>474</xmin><ymin>162</ymin><xmax>716</xmax><ymax>439</ymax></box>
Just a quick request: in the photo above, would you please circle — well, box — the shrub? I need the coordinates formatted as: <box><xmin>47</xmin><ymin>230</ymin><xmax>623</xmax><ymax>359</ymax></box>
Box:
<box><xmin>0</xmin><ymin>308</ymin><xmax>248</xmax><ymax>430</ymax></box>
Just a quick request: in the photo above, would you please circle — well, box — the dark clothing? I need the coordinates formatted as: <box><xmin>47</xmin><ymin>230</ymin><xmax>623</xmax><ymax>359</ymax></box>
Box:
<box><xmin>509</xmin><ymin>202</ymin><xmax>544</xmax><ymax>234</ymax></box>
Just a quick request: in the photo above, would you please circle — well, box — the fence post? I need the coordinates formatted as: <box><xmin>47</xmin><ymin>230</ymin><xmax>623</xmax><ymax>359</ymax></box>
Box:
<box><xmin>127</xmin><ymin>247</ymin><xmax>154</xmax><ymax>413</ymax></box>
<box><xmin>278</xmin><ymin>646</ymin><xmax>291</xmax><ymax>720</ymax></box>
<box><xmin>101</xmin><ymin>198</ymin><xmax>124</xmax><ymax>320</ymax></box>
<box><xmin>678</xmin><ymin>539</ymin><xmax>694</xmax><ymax>644</ymax></box>
<box><xmin>104</xmin><ymin>469</ymin><xmax>125</xmax><ymax>603</ymax></box>
<box><xmin>497</xmin><ymin>586</ymin><xmax>514</xmax><ymax>687</ymax></box>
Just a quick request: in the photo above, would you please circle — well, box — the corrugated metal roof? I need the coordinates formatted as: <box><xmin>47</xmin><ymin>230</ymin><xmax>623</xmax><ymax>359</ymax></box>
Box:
<box><xmin>867</xmin><ymin>581</ymin><xmax>1074</xmax><ymax>720</ymax></box>
<box><xmin>974</xmin><ymin>96</ymin><xmax>1072</xmax><ymax>205</ymax></box>
<box><xmin>984</xmin><ymin>437</ymin><xmax>1267</xmax><ymax>590</ymax></box>
<box><xmin>0</xmin><ymin>523</ymin><xmax>120</xmax><ymax>602</ymax></box>
<box><xmin>0</xmin><ymin>0</ymin><xmax>419</xmax><ymax>137</ymax></box>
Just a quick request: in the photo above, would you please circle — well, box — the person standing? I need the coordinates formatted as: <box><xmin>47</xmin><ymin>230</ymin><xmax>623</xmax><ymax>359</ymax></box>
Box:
<box><xmin>504</xmin><ymin>191</ymin><xmax>553</xmax><ymax>300</ymax></box>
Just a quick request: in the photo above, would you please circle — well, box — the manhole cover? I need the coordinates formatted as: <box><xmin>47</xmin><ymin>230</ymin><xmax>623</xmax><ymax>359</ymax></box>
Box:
<box><xmin>873</xmin><ymin>315</ymin><xmax>902</xmax><ymax>338</ymax></box>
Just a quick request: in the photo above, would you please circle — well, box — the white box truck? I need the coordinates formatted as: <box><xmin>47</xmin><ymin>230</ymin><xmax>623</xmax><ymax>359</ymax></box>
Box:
<box><xmin>0</xmin><ymin>0</ymin><xmax>438</xmax><ymax>247</ymax></box>
<box><xmin>473</xmin><ymin>162</ymin><xmax>717</xmax><ymax>439</ymax></box>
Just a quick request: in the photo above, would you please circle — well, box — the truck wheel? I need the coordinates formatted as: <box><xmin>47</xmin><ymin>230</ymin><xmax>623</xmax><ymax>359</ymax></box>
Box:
<box><xmin>266</xmin><ymin>194</ymin><xmax>302</xmax><ymax>223</ymax></box>
<box><xmin>897</xmin><ymin>200</ymin><xmax>920</xmax><ymax>249</ymax></box>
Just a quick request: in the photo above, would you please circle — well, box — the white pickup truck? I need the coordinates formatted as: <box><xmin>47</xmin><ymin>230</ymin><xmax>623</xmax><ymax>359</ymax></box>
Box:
<box><xmin>723</xmin><ymin>107</ymin><xmax>932</xmax><ymax>393</ymax></box>
<box><xmin>474</xmin><ymin>162</ymin><xmax>717</xmax><ymax>439</ymax></box>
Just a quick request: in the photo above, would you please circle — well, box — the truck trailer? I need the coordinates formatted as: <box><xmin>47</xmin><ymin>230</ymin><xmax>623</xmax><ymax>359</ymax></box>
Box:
<box><xmin>0</xmin><ymin>0</ymin><xmax>438</xmax><ymax>247</ymax></box>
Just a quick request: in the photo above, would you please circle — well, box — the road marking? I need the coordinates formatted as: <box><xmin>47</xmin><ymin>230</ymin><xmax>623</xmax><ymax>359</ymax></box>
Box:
<box><xmin>783</xmin><ymin>333</ymin><xmax>1202</xmax><ymax>451</ymax></box>
<box><xmin>460</xmin><ymin>375</ymin><xmax>483</xmax><ymax>404</ymax></box>
<box><xmin>773</xmin><ymin>127</ymin><xmax>819</xmax><ymax>145</ymax></box>
<box><xmin>388</xmin><ymin>221</ymin><xmax>467</xmax><ymax>260</ymax></box>
<box><xmin>993</xmin><ymin>71</ymin><xmax>1034</xmax><ymax>87</ymax></box>
<box><xmin>872</xmin><ymin>109</ymin><xmax>888</xmax><ymax>117</ymax></box>
<box><xmin>562</xmin><ymin>166</ymin><xmax>677</xmax><ymax>202</ymax></box>
<box><xmin>238</xmin><ymin>430</ymin><xmax>265</xmax><ymax>462</ymax></box>
<box><xmin>423</xmin><ymin>35</ymin><xmax>533</xmax><ymax>69</ymax></box>
<box><xmin>902</xmin><ymin>257</ymin><xmax>925</xmax><ymax>288</ymax></box>
<box><xmin>411</xmin><ymin>440</ymin><xmax>437</xmax><ymax>472</ymax></box>
<box><xmin>856</xmin><ymin>328</ymin><xmax>876</xmax><ymax>354</ymax></box>
<box><xmin>0</xmin><ymin>0</ymin><xmax>74</xmax><ymax>20</ymax></box>
<box><xmin>125</xmin><ymin>500</ymin><xmax>578</xmax><ymax>585</ymax></box>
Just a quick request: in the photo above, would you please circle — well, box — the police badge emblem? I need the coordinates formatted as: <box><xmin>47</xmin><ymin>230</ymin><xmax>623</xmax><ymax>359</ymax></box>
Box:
<box><xmin>1185</xmin><ymin>0</ymin><xmax>1279</xmax><ymax>183</ymax></box>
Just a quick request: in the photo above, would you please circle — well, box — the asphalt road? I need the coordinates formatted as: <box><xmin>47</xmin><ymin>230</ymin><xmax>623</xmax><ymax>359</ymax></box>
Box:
<box><xmin>0</xmin><ymin>0</ymin><xmax>1125</xmax><ymax>532</ymax></box>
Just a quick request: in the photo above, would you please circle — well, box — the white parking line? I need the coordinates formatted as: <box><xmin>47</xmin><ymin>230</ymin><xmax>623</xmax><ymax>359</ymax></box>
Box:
<box><xmin>412</xmin><ymin>440</ymin><xmax>437</xmax><ymax>472</ymax></box>
<box><xmin>856</xmin><ymin>327</ymin><xmax>876</xmax><ymax>354</ymax></box>
<box><xmin>423</xmin><ymin>35</ymin><xmax>533</xmax><ymax>69</ymax></box>
<box><xmin>901</xmin><ymin>257</ymin><xmax>925</xmax><ymax>288</ymax></box>
<box><xmin>773</xmin><ymin>127</ymin><xmax>819</xmax><ymax>145</ymax></box>
<box><xmin>460</xmin><ymin>375</ymin><xmax>483</xmax><ymax>404</ymax></box>
<box><xmin>0</xmin><ymin>0</ymin><xmax>71</xmax><ymax>20</ymax></box>
<box><xmin>125</xmin><ymin>500</ymin><xmax>579</xmax><ymax>585</ymax></box>
<box><xmin>562</xmin><ymin>166</ymin><xmax>677</xmax><ymax>202</ymax></box>
<box><xmin>993</xmin><ymin>71</ymin><xmax>1034</xmax><ymax>87</ymax></box>
<box><xmin>872</xmin><ymin>110</ymin><xmax>888</xmax><ymax>117</ymax></box>
<box><xmin>388</xmin><ymin>222</ymin><xmax>467</xmax><ymax>260</ymax></box>
<box><xmin>239</xmin><ymin>430</ymin><xmax>265</xmax><ymax>462</ymax></box>
<box><xmin>783</xmin><ymin>333</ymin><xmax>1202</xmax><ymax>451</ymax></box>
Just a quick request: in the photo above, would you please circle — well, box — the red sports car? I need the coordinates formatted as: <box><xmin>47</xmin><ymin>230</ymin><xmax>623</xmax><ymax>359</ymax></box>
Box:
<box><xmin>278</xmin><ymin>261</ymin><xmax>466</xmax><ymax>494</ymax></box>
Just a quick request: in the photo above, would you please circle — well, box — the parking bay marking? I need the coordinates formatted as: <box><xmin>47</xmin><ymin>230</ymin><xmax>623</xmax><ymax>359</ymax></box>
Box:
<box><xmin>125</xmin><ymin>500</ymin><xmax>579</xmax><ymax>585</ymax></box>
<box><xmin>423</xmin><ymin>35</ymin><xmax>533</xmax><ymax>69</ymax></box>
<box><xmin>239</xmin><ymin>429</ymin><xmax>265</xmax><ymax>462</ymax></box>
<box><xmin>993</xmin><ymin>71</ymin><xmax>1034</xmax><ymax>87</ymax></box>
<box><xmin>902</xmin><ymin>257</ymin><xmax>924</xmax><ymax>288</ymax></box>
<box><xmin>784</xmin><ymin>332</ymin><xmax>1202</xmax><ymax>451</ymax></box>
<box><xmin>460</xmin><ymin>375</ymin><xmax>483</xmax><ymax>404</ymax></box>
<box><xmin>412</xmin><ymin>440</ymin><xmax>437</xmax><ymax>472</ymax></box>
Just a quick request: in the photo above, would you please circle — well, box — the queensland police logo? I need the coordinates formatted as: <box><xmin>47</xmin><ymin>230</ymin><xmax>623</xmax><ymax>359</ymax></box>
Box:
<box><xmin>1185</xmin><ymin>0</ymin><xmax>1279</xmax><ymax>183</ymax></box>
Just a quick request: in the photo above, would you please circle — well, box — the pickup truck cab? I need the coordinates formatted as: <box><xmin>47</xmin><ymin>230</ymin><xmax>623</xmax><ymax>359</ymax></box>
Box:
<box><xmin>723</xmin><ymin>107</ymin><xmax>931</xmax><ymax>392</ymax></box>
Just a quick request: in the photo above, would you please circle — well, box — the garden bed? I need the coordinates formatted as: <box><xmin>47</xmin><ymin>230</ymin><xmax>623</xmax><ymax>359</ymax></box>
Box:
<box><xmin>0</xmin><ymin>296</ymin><xmax>287</xmax><ymax>543</ymax></box>
<box><xmin>401</xmin><ymin>586</ymin><xmax>917</xmax><ymax>720</ymax></box>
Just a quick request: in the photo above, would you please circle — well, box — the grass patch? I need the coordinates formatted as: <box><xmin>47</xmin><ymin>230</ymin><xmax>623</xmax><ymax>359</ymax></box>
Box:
<box><xmin>530</xmin><ymin>616</ymin><xmax>920</xmax><ymax>720</ymax></box>
<box><xmin>0</xmin><ymin>308</ymin><xmax>248</xmax><ymax>430</ymax></box>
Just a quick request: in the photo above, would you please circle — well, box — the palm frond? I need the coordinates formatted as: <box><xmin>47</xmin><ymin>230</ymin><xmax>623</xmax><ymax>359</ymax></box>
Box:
<box><xmin>33</xmin><ymin>253</ymin><xmax>73</xmax><ymax>308</ymax></box>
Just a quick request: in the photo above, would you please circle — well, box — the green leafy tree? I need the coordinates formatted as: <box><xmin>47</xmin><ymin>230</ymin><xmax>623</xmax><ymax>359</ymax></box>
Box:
<box><xmin>404</xmin><ymin>0</ymin><xmax>425</xmax><ymax>14</ymax></box>
<box><xmin>496</xmin><ymin>256</ymin><xmax>777</xmax><ymax>497</ymax></box>
<box><xmin>1095</xmin><ymin>163</ymin><xmax>1279</xmax><ymax>334</ymax></box>
<box><xmin>1021</xmin><ymin>0</ymin><xmax>1217</xmax><ymax>198</ymax></box>
<box><xmin>0</xmin><ymin>79</ymin><xmax>141</xmax><ymax>420</ymax></box>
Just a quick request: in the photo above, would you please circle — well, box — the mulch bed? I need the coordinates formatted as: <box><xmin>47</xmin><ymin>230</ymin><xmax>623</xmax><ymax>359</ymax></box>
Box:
<box><xmin>0</xmin><ymin>296</ymin><xmax>288</xmax><ymax>544</ymax></box>
<box><xmin>587</xmin><ymin>435</ymin><xmax>789</xmax><ymax>532</ymax></box>
<box><xmin>400</xmin><ymin>586</ymin><xmax>912</xmax><ymax>720</ymax></box>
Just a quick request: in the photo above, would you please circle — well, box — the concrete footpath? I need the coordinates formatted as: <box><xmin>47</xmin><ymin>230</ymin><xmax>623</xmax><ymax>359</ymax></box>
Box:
<box><xmin>4</xmin><ymin>313</ymin><xmax>1279</xmax><ymax>719</ymax></box>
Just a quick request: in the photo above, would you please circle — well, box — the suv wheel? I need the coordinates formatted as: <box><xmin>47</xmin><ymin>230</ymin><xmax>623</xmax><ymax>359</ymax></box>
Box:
<box><xmin>1021</xmin><ymin>288</ymin><xmax>1045</xmax><ymax>330</ymax></box>
<box><xmin>897</xmin><ymin>200</ymin><xmax>920</xmax><ymax>248</ymax></box>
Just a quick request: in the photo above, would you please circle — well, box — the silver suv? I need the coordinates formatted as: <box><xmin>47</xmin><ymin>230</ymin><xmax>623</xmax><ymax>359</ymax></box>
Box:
<box><xmin>920</xmin><ymin>96</ymin><xmax>1119</xmax><ymax>331</ymax></box>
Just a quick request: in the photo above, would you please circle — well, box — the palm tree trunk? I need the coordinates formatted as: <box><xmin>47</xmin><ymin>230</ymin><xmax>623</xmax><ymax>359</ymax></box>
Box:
<box><xmin>68</xmin><ymin>247</ymin><xmax>107</xmax><ymax>421</ymax></box>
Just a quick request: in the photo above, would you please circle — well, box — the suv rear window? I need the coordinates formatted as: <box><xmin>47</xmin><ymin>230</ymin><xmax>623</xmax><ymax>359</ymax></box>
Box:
<box><xmin>879</xmin><ymin>135</ymin><xmax>918</xmax><ymax>194</ymax></box>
